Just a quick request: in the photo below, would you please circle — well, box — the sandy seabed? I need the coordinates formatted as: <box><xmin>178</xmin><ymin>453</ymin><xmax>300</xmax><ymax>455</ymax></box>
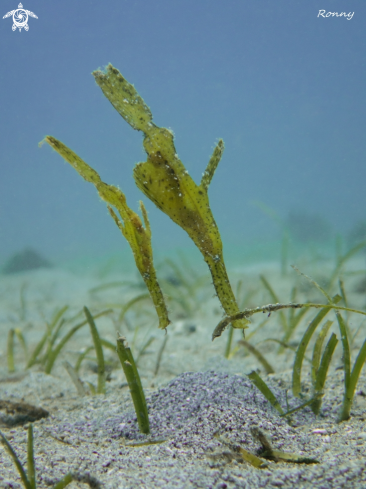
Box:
<box><xmin>0</xmin><ymin>259</ymin><xmax>366</xmax><ymax>488</ymax></box>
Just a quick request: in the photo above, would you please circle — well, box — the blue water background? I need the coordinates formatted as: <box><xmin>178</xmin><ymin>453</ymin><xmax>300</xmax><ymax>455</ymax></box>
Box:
<box><xmin>0</xmin><ymin>0</ymin><xmax>365</xmax><ymax>270</ymax></box>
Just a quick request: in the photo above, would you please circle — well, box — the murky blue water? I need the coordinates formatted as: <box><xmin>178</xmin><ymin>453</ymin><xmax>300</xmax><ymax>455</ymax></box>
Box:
<box><xmin>1</xmin><ymin>0</ymin><xmax>365</xmax><ymax>270</ymax></box>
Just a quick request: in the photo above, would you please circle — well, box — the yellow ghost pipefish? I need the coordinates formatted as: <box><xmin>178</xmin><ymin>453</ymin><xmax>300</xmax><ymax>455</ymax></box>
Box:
<box><xmin>92</xmin><ymin>64</ymin><xmax>248</xmax><ymax>333</ymax></box>
<box><xmin>40</xmin><ymin>136</ymin><xmax>170</xmax><ymax>331</ymax></box>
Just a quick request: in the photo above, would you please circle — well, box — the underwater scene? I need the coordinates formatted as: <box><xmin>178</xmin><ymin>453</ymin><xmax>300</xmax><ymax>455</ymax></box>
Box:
<box><xmin>1</xmin><ymin>1</ymin><xmax>366</xmax><ymax>488</ymax></box>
